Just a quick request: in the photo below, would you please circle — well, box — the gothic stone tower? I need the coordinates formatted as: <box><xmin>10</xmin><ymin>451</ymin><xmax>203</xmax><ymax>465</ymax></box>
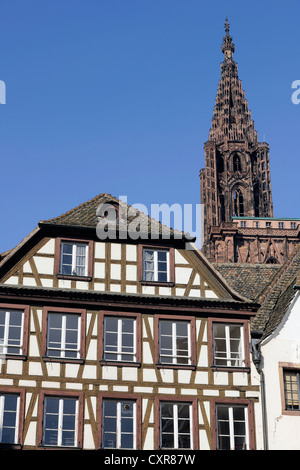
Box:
<box><xmin>200</xmin><ymin>19</ymin><xmax>274</xmax><ymax>262</ymax></box>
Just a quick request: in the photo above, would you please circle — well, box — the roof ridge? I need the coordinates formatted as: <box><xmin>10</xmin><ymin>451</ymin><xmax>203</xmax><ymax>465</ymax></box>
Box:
<box><xmin>39</xmin><ymin>192</ymin><xmax>189</xmax><ymax>238</ymax></box>
<box><xmin>40</xmin><ymin>193</ymin><xmax>114</xmax><ymax>223</ymax></box>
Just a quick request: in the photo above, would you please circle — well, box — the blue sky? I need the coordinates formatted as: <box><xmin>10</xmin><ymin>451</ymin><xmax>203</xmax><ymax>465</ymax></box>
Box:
<box><xmin>0</xmin><ymin>0</ymin><xmax>299</xmax><ymax>252</ymax></box>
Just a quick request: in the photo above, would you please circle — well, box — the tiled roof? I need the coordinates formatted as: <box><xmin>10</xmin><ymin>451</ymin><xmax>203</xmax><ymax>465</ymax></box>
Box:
<box><xmin>259</xmin><ymin>277</ymin><xmax>297</xmax><ymax>341</ymax></box>
<box><xmin>213</xmin><ymin>263</ymin><xmax>280</xmax><ymax>301</ymax></box>
<box><xmin>252</xmin><ymin>245</ymin><xmax>300</xmax><ymax>336</ymax></box>
<box><xmin>215</xmin><ymin>248</ymin><xmax>300</xmax><ymax>338</ymax></box>
<box><xmin>39</xmin><ymin>193</ymin><xmax>190</xmax><ymax>240</ymax></box>
<box><xmin>215</xmin><ymin>246</ymin><xmax>300</xmax><ymax>337</ymax></box>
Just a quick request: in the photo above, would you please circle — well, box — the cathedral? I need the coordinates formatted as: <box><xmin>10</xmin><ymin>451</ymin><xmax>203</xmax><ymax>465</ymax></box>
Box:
<box><xmin>200</xmin><ymin>19</ymin><xmax>299</xmax><ymax>264</ymax></box>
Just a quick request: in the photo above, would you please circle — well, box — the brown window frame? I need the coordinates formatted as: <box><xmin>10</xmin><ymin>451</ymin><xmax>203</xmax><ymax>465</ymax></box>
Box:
<box><xmin>279</xmin><ymin>362</ymin><xmax>300</xmax><ymax>416</ymax></box>
<box><xmin>0</xmin><ymin>387</ymin><xmax>25</xmax><ymax>449</ymax></box>
<box><xmin>154</xmin><ymin>395</ymin><xmax>199</xmax><ymax>450</ymax></box>
<box><xmin>42</xmin><ymin>306</ymin><xmax>86</xmax><ymax>363</ymax></box>
<box><xmin>0</xmin><ymin>304</ymin><xmax>30</xmax><ymax>359</ymax></box>
<box><xmin>138</xmin><ymin>244</ymin><xmax>175</xmax><ymax>287</ymax></box>
<box><xmin>37</xmin><ymin>389</ymin><xmax>84</xmax><ymax>449</ymax></box>
<box><xmin>99</xmin><ymin>310</ymin><xmax>142</xmax><ymax>367</ymax></box>
<box><xmin>211</xmin><ymin>397</ymin><xmax>256</xmax><ymax>450</ymax></box>
<box><xmin>55</xmin><ymin>237</ymin><xmax>94</xmax><ymax>281</ymax></box>
<box><xmin>154</xmin><ymin>314</ymin><xmax>196</xmax><ymax>369</ymax></box>
<box><xmin>97</xmin><ymin>392</ymin><xmax>142</xmax><ymax>450</ymax></box>
<box><xmin>208</xmin><ymin>318</ymin><xmax>251</xmax><ymax>372</ymax></box>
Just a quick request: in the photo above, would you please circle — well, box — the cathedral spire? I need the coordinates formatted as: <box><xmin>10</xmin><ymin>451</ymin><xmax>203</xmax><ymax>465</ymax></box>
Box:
<box><xmin>208</xmin><ymin>19</ymin><xmax>257</xmax><ymax>143</ymax></box>
<box><xmin>200</xmin><ymin>20</ymin><xmax>274</xmax><ymax>262</ymax></box>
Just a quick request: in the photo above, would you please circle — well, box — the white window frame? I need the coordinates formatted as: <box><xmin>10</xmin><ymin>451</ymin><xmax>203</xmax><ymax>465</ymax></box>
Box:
<box><xmin>0</xmin><ymin>394</ymin><xmax>20</xmax><ymax>444</ymax></box>
<box><xmin>60</xmin><ymin>242</ymin><xmax>88</xmax><ymax>277</ymax></box>
<box><xmin>160</xmin><ymin>402</ymin><xmax>193</xmax><ymax>449</ymax></box>
<box><xmin>213</xmin><ymin>323</ymin><xmax>245</xmax><ymax>368</ymax></box>
<box><xmin>159</xmin><ymin>320</ymin><xmax>191</xmax><ymax>365</ymax></box>
<box><xmin>46</xmin><ymin>312</ymin><xmax>81</xmax><ymax>359</ymax></box>
<box><xmin>143</xmin><ymin>248</ymin><xmax>170</xmax><ymax>282</ymax></box>
<box><xmin>216</xmin><ymin>404</ymin><xmax>249</xmax><ymax>450</ymax></box>
<box><xmin>43</xmin><ymin>396</ymin><xmax>79</xmax><ymax>447</ymax></box>
<box><xmin>102</xmin><ymin>399</ymin><xmax>137</xmax><ymax>449</ymax></box>
<box><xmin>103</xmin><ymin>317</ymin><xmax>137</xmax><ymax>362</ymax></box>
<box><xmin>0</xmin><ymin>309</ymin><xmax>24</xmax><ymax>356</ymax></box>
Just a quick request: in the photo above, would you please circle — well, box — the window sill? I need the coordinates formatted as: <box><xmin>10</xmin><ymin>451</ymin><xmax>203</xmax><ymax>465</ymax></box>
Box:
<box><xmin>43</xmin><ymin>356</ymin><xmax>85</xmax><ymax>364</ymax></box>
<box><xmin>56</xmin><ymin>274</ymin><xmax>92</xmax><ymax>282</ymax></box>
<box><xmin>0</xmin><ymin>443</ymin><xmax>22</xmax><ymax>450</ymax></box>
<box><xmin>157</xmin><ymin>363</ymin><xmax>196</xmax><ymax>370</ymax></box>
<box><xmin>211</xmin><ymin>365</ymin><xmax>251</xmax><ymax>373</ymax></box>
<box><xmin>140</xmin><ymin>281</ymin><xmax>175</xmax><ymax>287</ymax></box>
<box><xmin>100</xmin><ymin>360</ymin><xmax>141</xmax><ymax>368</ymax></box>
<box><xmin>0</xmin><ymin>354</ymin><xmax>27</xmax><ymax>361</ymax></box>
<box><xmin>38</xmin><ymin>444</ymin><xmax>81</xmax><ymax>450</ymax></box>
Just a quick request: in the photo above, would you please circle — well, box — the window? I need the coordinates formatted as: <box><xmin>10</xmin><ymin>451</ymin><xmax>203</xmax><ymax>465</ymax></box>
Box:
<box><xmin>100</xmin><ymin>312</ymin><xmax>141</xmax><ymax>365</ymax></box>
<box><xmin>143</xmin><ymin>248</ymin><xmax>169</xmax><ymax>282</ymax></box>
<box><xmin>241</xmin><ymin>221</ymin><xmax>246</xmax><ymax>228</ymax></box>
<box><xmin>158</xmin><ymin>401</ymin><xmax>195</xmax><ymax>449</ymax></box>
<box><xmin>56</xmin><ymin>238</ymin><xmax>93</xmax><ymax>279</ymax></box>
<box><xmin>0</xmin><ymin>309</ymin><xmax>24</xmax><ymax>356</ymax></box>
<box><xmin>42</xmin><ymin>396</ymin><xmax>79</xmax><ymax>447</ymax></box>
<box><xmin>233</xmin><ymin>189</ymin><xmax>244</xmax><ymax>217</ymax></box>
<box><xmin>103</xmin><ymin>316</ymin><xmax>136</xmax><ymax>363</ymax></box>
<box><xmin>0</xmin><ymin>393</ymin><xmax>20</xmax><ymax>444</ymax></box>
<box><xmin>266</xmin><ymin>222</ymin><xmax>271</xmax><ymax>227</ymax></box>
<box><xmin>46</xmin><ymin>312</ymin><xmax>81</xmax><ymax>359</ymax></box>
<box><xmin>278</xmin><ymin>222</ymin><xmax>284</xmax><ymax>228</ymax></box>
<box><xmin>212</xmin><ymin>321</ymin><xmax>246</xmax><ymax>368</ymax></box>
<box><xmin>60</xmin><ymin>242</ymin><xmax>88</xmax><ymax>276</ymax></box>
<box><xmin>283</xmin><ymin>369</ymin><xmax>300</xmax><ymax>410</ymax></box>
<box><xmin>291</xmin><ymin>222</ymin><xmax>297</xmax><ymax>229</ymax></box>
<box><xmin>102</xmin><ymin>399</ymin><xmax>137</xmax><ymax>449</ymax></box>
<box><xmin>216</xmin><ymin>404</ymin><xmax>249</xmax><ymax>450</ymax></box>
<box><xmin>43</xmin><ymin>307</ymin><xmax>85</xmax><ymax>361</ymax></box>
<box><xmin>233</xmin><ymin>154</ymin><xmax>241</xmax><ymax>172</ymax></box>
<box><xmin>159</xmin><ymin>320</ymin><xmax>191</xmax><ymax>365</ymax></box>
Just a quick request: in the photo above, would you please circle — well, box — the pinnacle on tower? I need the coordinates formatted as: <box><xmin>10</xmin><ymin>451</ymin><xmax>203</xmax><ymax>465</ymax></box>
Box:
<box><xmin>209</xmin><ymin>19</ymin><xmax>258</xmax><ymax>143</ymax></box>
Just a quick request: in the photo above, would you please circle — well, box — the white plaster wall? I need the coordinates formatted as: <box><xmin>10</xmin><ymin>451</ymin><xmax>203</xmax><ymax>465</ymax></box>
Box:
<box><xmin>261</xmin><ymin>292</ymin><xmax>300</xmax><ymax>449</ymax></box>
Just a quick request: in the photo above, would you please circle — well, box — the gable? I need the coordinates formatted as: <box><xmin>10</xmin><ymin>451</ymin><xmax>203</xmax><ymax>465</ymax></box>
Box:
<box><xmin>0</xmin><ymin>234</ymin><xmax>235</xmax><ymax>301</ymax></box>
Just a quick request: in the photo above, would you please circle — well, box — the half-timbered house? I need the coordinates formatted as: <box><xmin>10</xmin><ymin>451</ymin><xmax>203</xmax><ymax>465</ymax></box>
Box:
<box><xmin>0</xmin><ymin>193</ymin><xmax>262</xmax><ymax>450</ymax></box>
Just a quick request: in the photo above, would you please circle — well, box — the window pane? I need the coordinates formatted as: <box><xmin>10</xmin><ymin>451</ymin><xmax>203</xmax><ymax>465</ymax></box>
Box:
<box><xmin>161</xmin><ymin>433</ymin><xmax>174</xmax><ymax>448</ymax></box>
<box><xmin>178</xmin><ymin>434</ymin><xmax>190</xmax><ymax>448</ymax></box>
<box><xmin>160</xmin><ymin>321</ymin><xmax>172</xmax><ymax>335</ymax></box>
<box><xmin>158</xmin><ymin>271</ymin><xmax>167</xmax><ymax>282</ymax></box>
<box><xmin>157</xmin><ymin>251</ymin><xmax>167</xmax><ymax>261</ymax></box>
<box><xmin>105</xmin><ymin>317</ymin><xmax>118</xmax><ymax>332</ymax></box>
<box><xmin>122</xmin><ymin>319</ymin><xmax>134</xmax><ymax>333</ymax></box>
<box><xmin>121</xmin><ymin>433</ymin><xmax>133</xmax><ymax>449</ymax></box>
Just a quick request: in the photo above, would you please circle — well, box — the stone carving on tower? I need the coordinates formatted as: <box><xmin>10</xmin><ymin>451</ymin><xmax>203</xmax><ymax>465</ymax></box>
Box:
<box><xmin>199</xmin><ymin>19</ymin><xmax>283</xmax><ymax>263</ymax></box>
